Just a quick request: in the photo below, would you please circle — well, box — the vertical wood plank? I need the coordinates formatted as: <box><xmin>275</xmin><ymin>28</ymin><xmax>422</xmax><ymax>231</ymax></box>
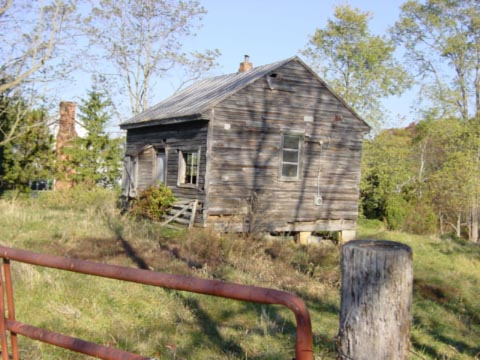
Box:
<box><xmin>337</xmin><ymin>240</ymin><xmax>413</xmax><ymax>360</ymax></box>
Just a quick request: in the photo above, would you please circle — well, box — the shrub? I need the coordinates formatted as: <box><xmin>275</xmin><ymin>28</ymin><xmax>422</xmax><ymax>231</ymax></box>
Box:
<box><xmin>0</xmin><ymin>189</ymin><xmax>29</xmax><ymax>202</ymax></box>
<box><xmin>385</xmin><ymin>194</ymin><xmax>410</xmax><ymax>230</ymax></box>
<box><xmin>129</xmin><ymin>183</ymin><xmax>176</xmax><ymax>221</ymax></box>
<box><xmin>404</xmin><ymin>202</ymin><xmax>438</xmax><ymax>235</ymax></box>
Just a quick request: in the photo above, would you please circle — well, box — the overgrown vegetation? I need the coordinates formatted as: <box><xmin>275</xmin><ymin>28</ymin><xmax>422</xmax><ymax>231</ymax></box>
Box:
<box><xmin>128</xmin><ymin>183</ymin><xmax>176</xmax><ymax>221</ymax></box>
<box><xmin>358</xmin><ymin>219</ymin><xmax>480</xmax><ymax>360</ymax></box>
<box><xmin>0</xmin><ymin>97</ymin><xmax>55</xmax><ymax>194</ymax></box>
<box><xmin>361</xmin><ymin>118</ymin><xmax>480</xmax><ymax>241</ymax></box>
<box><xmin>0</xmin><ymin>191</ymin><xmax>478</xmax><ymax>359</ymax></box>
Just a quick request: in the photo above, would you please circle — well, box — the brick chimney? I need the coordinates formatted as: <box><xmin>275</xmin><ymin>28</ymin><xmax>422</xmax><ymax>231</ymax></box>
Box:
<box><xmin>58</xmin><ymin>102</ymin><xmax>77</xmax><ymax>139</ymax></box>
<box><xmin>238</xmin><ymin>55</ymin><xmax>253</xmax><ymax>72</ymax></box>
<box><xmin>55</xmin><ymin>101</ymin><xmax>77</xmax><ymax>190</ymax></box>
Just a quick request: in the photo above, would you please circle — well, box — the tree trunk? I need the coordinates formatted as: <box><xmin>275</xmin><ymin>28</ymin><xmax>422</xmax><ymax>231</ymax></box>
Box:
<box><xmin>439</xmin><ymin>212</ymin><xmax>444</xmax><ymax>235</ymax></box>
<box><xmin>337</xmin><ymin>240</ymin><xmax>413</xmax><ymax>360</ymax></box>
<box><xmin>471</xmin><ymin>205</ymin><xmax>478</xmax><ymax>243</ymax></box>
<box><xmin>457</xmin><ymin>212</ymin><xmax>462</xmax><ymax>238</ymax></box>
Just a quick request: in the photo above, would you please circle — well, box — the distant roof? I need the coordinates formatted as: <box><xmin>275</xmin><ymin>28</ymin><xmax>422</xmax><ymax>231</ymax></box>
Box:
<box><xmin>120</xmin><ymin>57</ymin><xmax>296</xmax><ymax>128</ymax></box>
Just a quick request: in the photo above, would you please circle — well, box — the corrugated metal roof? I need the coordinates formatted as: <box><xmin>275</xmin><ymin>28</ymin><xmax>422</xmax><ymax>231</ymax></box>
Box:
<box><xmin>121</xmin><ymin>57</ymin><xmax>296</xmax><ymax>128</ymax></box>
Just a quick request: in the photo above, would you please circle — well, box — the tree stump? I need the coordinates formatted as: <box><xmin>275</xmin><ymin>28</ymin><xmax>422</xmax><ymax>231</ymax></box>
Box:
<box><xmin>336</xmin><ymin>240</ymin><xmax>413</xmax><ymax>360</ymax></box>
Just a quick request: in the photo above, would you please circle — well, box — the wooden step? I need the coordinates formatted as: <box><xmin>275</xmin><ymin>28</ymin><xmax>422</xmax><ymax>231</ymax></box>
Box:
<box><xmin>161</xmin><ymin>200</ymin><xmax>198</xmax><ymax>229</ymax></box>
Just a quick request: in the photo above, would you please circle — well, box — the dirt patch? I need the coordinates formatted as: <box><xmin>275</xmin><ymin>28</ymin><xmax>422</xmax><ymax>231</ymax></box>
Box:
<box><xmin>414</xmin><ymin>279</ymin><xmax>459</xmax><ymax>304</ymax></box>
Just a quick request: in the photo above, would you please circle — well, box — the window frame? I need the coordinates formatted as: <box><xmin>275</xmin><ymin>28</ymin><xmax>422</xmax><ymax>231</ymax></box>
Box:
<box><xmin>177</xmin><ymin>148</ymin><xmax>201</xmax><ymax>188</ymax></box>
<box><xmin>279</xmin><ymin>133</ymin><xmax>303</xmax><ymax>181</ymax></box>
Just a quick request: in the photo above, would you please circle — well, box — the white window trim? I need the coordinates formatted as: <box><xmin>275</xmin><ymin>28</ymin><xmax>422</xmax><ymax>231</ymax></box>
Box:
<box><xmin>177</xmin><ymin>148</ymin><xmax>201</xmax><ymax>188</ymax></box>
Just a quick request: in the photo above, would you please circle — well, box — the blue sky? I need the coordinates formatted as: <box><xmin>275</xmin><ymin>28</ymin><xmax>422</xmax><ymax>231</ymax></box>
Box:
<box><xmin>163</xmin><ymin>0</ymin><xmax>416</xmax><ymax>127</ymax></box>
<box><xmin>188</xmin><ymin>0</ymin><xmax>404</xmax><ymax>74</ymax></box>
<box><xmin>64</xmin><ymin>0</ymin><xmax>416</xmax><ymax>131</ymax></box>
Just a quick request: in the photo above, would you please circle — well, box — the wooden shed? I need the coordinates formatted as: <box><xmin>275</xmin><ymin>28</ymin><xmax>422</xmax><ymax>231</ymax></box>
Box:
<box><xmin>120</xmin><ymin>56</ymin><xmax>370</xmax><ymax>241</ymax></box>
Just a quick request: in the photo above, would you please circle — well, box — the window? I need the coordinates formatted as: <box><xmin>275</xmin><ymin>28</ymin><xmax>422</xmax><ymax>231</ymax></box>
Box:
<box><xmin>280</xmin><ymin>134</ymin><xmax>301</xmax><ymax>179</ymax></box>
<box><xmin>178</xmin><ymin>149</ymin><xmax>200</xmax><ymax>186</ymax></box>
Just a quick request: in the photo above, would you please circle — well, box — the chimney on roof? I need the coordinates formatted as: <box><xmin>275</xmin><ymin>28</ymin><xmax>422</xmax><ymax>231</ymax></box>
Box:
<box><xmin>238</xmin><ymin>55</ymin><xmax>253</xmax><ymax>73</ymax></box>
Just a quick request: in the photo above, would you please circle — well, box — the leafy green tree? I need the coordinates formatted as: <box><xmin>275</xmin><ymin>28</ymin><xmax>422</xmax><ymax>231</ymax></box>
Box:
<box><xmin>415</xmin><ymin>118</ymin><xmax>480</xmax><ymax>240</ymax></box>
<box><xmin>361</xmin><ymin>127</ymin><xmax>416</xmax><ymax>221</ymax></box>
<box><xmin>362</xmin><ymin>117</ymin><xmax>480</xmax><ymax>240</ymax></box>
<box><xmin>303</xmin><ymin>5</ymin><xmax>411</xmax><ymax>128</ymax></box>
<box><xmin>0</xmin><ymin>102</ymin><xmax>55</xmax><ymax>192</ymax></box>
<box><xmin>0</xmin><ymin>93</ymin><xmax>13</xmax><ymax>175</ymax></box>
<box><xmin>392</xmin><ymin>0</ymin><xmax>480</xmax><ymax>121</ymax></box>
<box><xmin>63</xmin><ymin>89</ymin><xmax>123</xmax><ymax>187</ymax></box>
<box><xmin>392</xmin><ymin>0</ymin><xmax>480</xmax><ymax>242</ymax></box>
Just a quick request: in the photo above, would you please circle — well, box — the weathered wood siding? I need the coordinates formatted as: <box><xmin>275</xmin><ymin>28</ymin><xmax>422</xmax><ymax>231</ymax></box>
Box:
<box><xmin>126</xmin><ymin>121</ymin><xmax>208</xmax><ymax>204</ymax></box>
<box><xmin>205</xmin><ymin>60</ymin><xmax>369</xmax><ymax>232</ymax></box>
<box><xmin>136</xmin><ymin>146</ymin><xmax>155</xmax><ymax>191</ymax></box>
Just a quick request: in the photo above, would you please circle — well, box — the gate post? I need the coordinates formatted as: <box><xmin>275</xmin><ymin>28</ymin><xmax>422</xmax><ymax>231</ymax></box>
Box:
<box><xmin>336</xmin><ymin>240</ymin><xmax>413</xmax><ymax>360</ymax></box>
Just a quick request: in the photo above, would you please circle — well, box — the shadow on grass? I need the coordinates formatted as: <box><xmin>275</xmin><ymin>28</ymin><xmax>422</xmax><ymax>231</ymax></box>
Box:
<box><xmin>117</xmin><ymin>237</ymin><xmax>150</xmax><ymax>270</ymax></box>
<box><xmin>410</xmin><ymin>334</ymin><xmax>443</xmax><ymax>359</ymax></box>
<box><xmin>238</xmin><ymin>299</ymin><xmax>338</xmax><ymax>357</ymax></box>
<box><xmin>413</xmin><ymin>279</ymin><xmax>480</xmax><ymax>358</ymax></box>
<box><xmin>436</xmin><ymin>333</ymin><xmax>480</xmax><ymax>357</ymax></box>
<box><xmin>104</xmin><ymin>214</ymin><xmax>152</xmax><ymax>270</ymax></box>
<box><xmin>415</xmin><ymin>278</ymin><xmax>480</xmax><ymax>324</ymax></box>
<box><xmin>159</xmin><ymin>243</ymin><xmax>203</xmax><ymax>269</ymax></box>
<box><xmin>176</xmin><ymin>294</ymin><xmax>245</xmax><ymax>357</ymax></box>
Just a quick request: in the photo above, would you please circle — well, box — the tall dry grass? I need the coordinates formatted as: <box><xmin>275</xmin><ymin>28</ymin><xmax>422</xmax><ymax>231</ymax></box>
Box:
<box><xmin>0</xmin><ymin>191</ymin><xmax>478</xmax><ymax>359</ymax></box>
<box><xmin>0</xmin><ymin>190</ymin><xmax>341</xmax><ymax>359</ymax></box>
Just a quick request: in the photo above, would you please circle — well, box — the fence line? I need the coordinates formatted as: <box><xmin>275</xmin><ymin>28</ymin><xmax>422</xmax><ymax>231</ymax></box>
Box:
<box><xmin>0</xmin><ymin>245</ymin><xmax>313</xmax><ymax>360</ymax></box>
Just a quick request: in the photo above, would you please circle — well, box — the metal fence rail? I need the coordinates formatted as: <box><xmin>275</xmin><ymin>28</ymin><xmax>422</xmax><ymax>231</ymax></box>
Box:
<box><xmin>0</xmin><ymin>245</ymin><xmax>313</xmax><ymax>360</ymax></box>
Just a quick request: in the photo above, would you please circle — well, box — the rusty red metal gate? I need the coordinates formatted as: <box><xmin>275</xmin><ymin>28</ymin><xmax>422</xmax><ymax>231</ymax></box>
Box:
<box><xmin>0</xmin><ymin>245</ymin><xmax>313</xmax><ymax>360</ymax></box>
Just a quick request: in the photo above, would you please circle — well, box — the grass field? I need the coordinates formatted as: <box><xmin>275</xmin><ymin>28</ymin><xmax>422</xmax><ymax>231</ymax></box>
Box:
<box><xmin>0</xmin><ymin>188</ymin><xmax>478</xmax><ymax>359</ymax></box>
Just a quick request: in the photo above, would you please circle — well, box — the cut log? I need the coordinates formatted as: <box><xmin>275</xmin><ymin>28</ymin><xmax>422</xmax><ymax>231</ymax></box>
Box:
<box><xmin>336</xmin><ymin>240</ymin><xmax>413</xmax><ymax>360</ymax></box>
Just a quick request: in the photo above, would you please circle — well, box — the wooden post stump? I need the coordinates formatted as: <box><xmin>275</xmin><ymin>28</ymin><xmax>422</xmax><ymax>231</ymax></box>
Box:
<box><xmin>336</xmin><ymin>240</ymin><xmax>413</xmax><ymax>360</ymax></box>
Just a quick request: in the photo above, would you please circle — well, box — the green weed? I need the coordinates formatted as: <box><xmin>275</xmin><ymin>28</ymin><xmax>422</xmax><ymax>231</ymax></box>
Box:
<box><xmin>0</xmin><ymin>193</ymin><xmax>478</xmax><ymax>359</ymax></box>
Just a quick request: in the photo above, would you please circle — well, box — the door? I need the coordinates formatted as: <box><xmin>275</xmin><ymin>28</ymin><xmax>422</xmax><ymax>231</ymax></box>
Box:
<box><xmin>155</xmin><ymin>151</ymin><xmax>166</xmax><ymax>184</ymax></box>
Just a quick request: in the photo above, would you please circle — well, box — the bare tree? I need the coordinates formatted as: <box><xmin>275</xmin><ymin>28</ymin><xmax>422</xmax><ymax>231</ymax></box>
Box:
<box><xmin>85</xmin><ymin>0</ymin><xmax>219</xmax><ymax>116</ymax></box>
<box><xmin>0</xmin><ymin>0</ymin><xmax>77</xmax><ymax>94</ymax></box>
<box><xmin>0</xmin><ymin>0</ymin><xmax>77</xmax><ymax>145</ymax></box>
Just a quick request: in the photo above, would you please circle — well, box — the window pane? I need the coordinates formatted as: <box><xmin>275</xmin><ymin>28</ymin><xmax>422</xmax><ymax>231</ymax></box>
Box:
<box><xmin>283</xmin><ymin>149</ymin><xmax>299</xmax><ymax>163</ymax></box>
<box><xmin>186</xmin><ymin>153</ymin><xmax>192</xmax><ymax>165</ymax></box>
<box><xmin>283</xmin><ymin>135</ymin><xmax>300</xmax><ymax>149</ymax></box>
<box><xmin>181</xmin><ymin>150</ymin><xmax>199</xmax><ymax>185</ymax></box>
<box><xmin>282</xmin><ymin>164</ymin><xmax>298</xmax><ymax>177</ymax></box>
